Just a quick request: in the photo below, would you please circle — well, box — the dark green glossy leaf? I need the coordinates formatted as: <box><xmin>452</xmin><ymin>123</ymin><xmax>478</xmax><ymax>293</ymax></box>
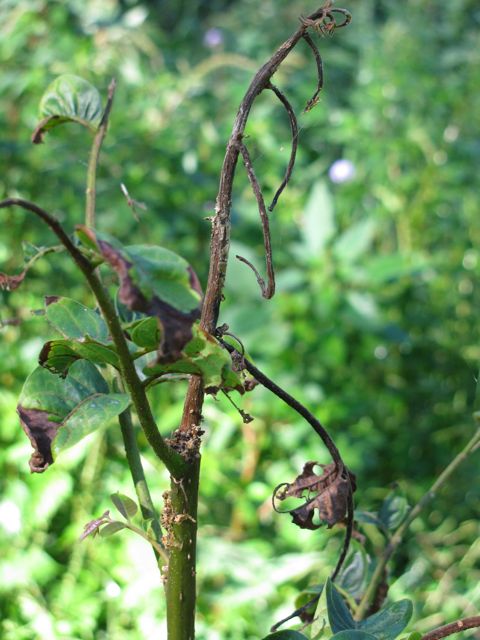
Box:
<box><xmin>45</xmin><ymin>297</ymin><xmax>109</xmax><ymax>342</ymax></box>
<box><xmin>99</xmin><ymin>521</ymin><xmax>127</xmax><ymax>537</ymax></box>
<box><xmin>326</xmin><ymin>578</ymin><xmax>356</xmax><ymax>632</ymax></box>
<box><xmin>359</xmin><ymin>600</ymin><xmax>413</xmax><ymax>640</ymax></box>
<box><xmin>39</xmin><ymin>338</ymin><xmax>120</xmax><ymax>374</ymax></box>
<box><xmin>111</xmin><ymin>493</ymin><xmax>138</xmax><ymax>520</ymax></box>
<box><xmin>336</xmin><ymin>546</ymin><xmax>370</xmax><ymax>599</ymax></box>
<box><xmin>143</xmin><ymin>322</ymin><xmax>244</xmax><ymax>393</ymax></box>
<box><xmin>17</xmin><ymin>360</ymin><xmax>129</xmax><ymax>472</ymax></box>
<box><xmin>32</xmin><ymin>74</ymin><xmax>102</xmax><ymax>142</ymax></box>
<box><xmin>379</xmin><ymin>491</ymin><xmax>410</xmax><ymax>531</ymax></box>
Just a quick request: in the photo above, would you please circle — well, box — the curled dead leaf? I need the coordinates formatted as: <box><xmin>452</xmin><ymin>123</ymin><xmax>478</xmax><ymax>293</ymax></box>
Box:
<box><xmin>273</xmin><ymin>461</ymin><xmax>356</xmax><ymax>529</ymax></box>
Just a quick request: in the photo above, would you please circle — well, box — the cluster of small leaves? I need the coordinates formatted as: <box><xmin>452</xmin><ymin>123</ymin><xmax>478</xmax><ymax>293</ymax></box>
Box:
<box><xmin>81</xmin><ymin>493</ymin><xmax>153</xmax><ymax>544</ymax></box>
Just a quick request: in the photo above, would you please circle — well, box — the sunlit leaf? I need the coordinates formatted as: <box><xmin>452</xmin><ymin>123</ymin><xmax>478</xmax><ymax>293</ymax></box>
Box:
<box><xmin>45</xmin><ymin>297</ymin><xmax>109</xmax><ymax>342</ymax></box>
<box><xmin>143</xmin><ymin>322</ymin><xmax>244</xmax><ymax>393</ymax></box>
<box><xmin>17</xmin><ymin>360</ymin><xmax>129</xmax><ymax>472</ymax></box>
<box><xmin>39</xmin><ymin>338</ymin><xmax>120</xmax><ymax>374</ymax></box>
<box><xmin>127</xmin><ymin>316</ymin><xmax>161</xmax><ymax>349</ymax></box>
<box><xmin>32</xmin><ymin>74</ymin><xmax>103</xmax><ymax>142</ymax></box>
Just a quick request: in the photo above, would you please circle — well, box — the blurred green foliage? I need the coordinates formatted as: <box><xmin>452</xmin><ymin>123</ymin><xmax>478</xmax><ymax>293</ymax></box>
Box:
<box><xmin>1</xmin><ymin>0</ymin><xmax>479</xmax><ymax>638</ymax></box>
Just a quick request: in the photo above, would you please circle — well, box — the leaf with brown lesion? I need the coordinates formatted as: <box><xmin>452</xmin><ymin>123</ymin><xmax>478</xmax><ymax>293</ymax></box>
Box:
<box><xmin>273</xmin><ymin>461</ymin><xmax>356</xmax><ymax>529</ymax></box>
<box><xmin>76</xmin><ymin>226</ymin><xmax>203</xmax><ymax>363</ymax></box>
<box><xmin>17</xmin><ymin>360</ymin><xmax>130</xmax><ymax>473</ymax></box>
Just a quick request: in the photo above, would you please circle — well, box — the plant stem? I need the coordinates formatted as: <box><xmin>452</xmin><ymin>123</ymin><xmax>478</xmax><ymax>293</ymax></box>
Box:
<box><xmin>165</xmin><ymin>459</ymin><xmax>200</xmax><ymax>640</ymax></box>
<box><xmin>172</xmin><ymin>7</ymin><xmax>345</xmax><ymax>637</ymax></box>
<box><xmin>117</xmin><ymin>402</ymin><xmax>166</xmax><ymax>565</ymax></box>
<box><xmin>85</xmin><ymin>79</ymin><xmax>116</xmax><ymax>228</ymax></box>
<box><xmin>421</xmin><ymin>616</ymin><xmax>480</xmax><ymax>640</ymax></box>
<box><xmin>355</xmin><ymin>427</ymin><xmax>480</xmax><ymax>620</ymax></box>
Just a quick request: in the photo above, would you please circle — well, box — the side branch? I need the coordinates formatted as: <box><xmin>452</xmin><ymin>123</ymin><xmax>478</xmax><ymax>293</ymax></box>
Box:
<box><xmin>237</xmin><ymin>142</ymin><xmax>275</xmax><ymax>299</ymax></box>
<box><xmin>217</xmin><ymin>335</ymin><xmax>342</xmax><ymax>465</ymax></box>
<box><xmin>421</xmin><ymin>617</ymin><xmax>480</xmax><ymax>640</ymax></box>
<box><xmin>302</xmin><ymin>33</ymin><xmax>324</xmax><ymax>111</ymax></box>
<box><xmin>85</xmin><ymin>78</ymin><xmax>116</xmax><ymax>228</ymax></box>
<box><xmin>268</xmin><ymin>83</ymin><xmax>299</xmax><ymax>212</ymax></box>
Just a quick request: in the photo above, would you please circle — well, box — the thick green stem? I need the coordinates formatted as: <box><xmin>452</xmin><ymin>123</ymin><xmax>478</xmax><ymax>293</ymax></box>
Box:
<box><xmin>355</xmin><ymin>426</ymin><xmax>480</xmax><ymax>620</ymax></box>
<box><xmin>165</xmin><ymin>459</ymin><xmax>200</xmax><ymax>640</ymax></box>
<box><xmin>85</xmin><ymin>79</ymin><xmax>116</xmax><ymax>228</ymax></box>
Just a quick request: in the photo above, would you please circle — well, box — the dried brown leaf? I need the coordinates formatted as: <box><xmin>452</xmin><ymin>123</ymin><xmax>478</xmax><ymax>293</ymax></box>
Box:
<box><xmin>274</xmin><ymin>461</ymin><xmax>356</xmax><ymax>529</ymax></box>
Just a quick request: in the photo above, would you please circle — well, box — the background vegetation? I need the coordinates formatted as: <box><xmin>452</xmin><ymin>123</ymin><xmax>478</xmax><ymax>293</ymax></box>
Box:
<box><xmin>0</xmin><ymin>1</ymin><xmax>479</xmax><ymax>638</ymax></box>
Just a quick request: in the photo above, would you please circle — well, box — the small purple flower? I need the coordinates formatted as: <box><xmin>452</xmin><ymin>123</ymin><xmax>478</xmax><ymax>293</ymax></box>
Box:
<box><xmin>328</xmin><ymin>159</ymin><xmax>356</xmax><ymax>184</ymax></box>
<box><xmin>203</xmin><ymin>28</ymin><xmax>224</xmax><ymax>49</ymax></box>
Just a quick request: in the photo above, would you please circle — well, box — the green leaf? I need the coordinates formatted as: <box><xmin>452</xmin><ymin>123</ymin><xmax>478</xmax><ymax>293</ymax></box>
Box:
<box><xmin>378</xmin><ymin>491</ymin><xmax>409</xmax><ymax>531</ymax></box>
<box><xmin>32</xmin><ymin>74</ymin><xmax>103</xmax><ymax>142</ymax></box>
<box><xmin>111</xmin><ymin>493</ymin><xmax>138</xmax><ymax>520</ymax></box>
<box><xmin>99</xmin><ymin>521</ymin><xmax>127</xmax><ymax>537</ymax></box>
<box><xmin>39</xmin><ymin>338</ymin><xmax>120</xmax><ymax>374</ymax></box>
<box><xmin>326</xmin><ymin>578</ymin><xmax>356</xmax><ymax>633</ymax></box>
<box><xmin>75</xmin><ymin>228</ymin><xmax>202</xmax><ymax>314</ymax></box>
<box><xmin>262</xmin><ymin>632</ymin><xmax>309</xmax><ymax>640</ymax></box>
<box><xmin>75</xmin><ymin>227</ymin><xmax>202</xmax><ymax>361</ymax></box>
<box><xmin>143</xmin><ymin>322</ymin><xmax>244</xmax><ymax>393</ymax></box>
<box><xmin>302</xmin><ymin>180</ymin><xmax>336</xmax><ymax>257</ymax></box>
<box><xmin>17</xmin><ymin>360</ymin><xmax>130</xmax><ymax>472</ymax></box>
<box><xmin>331</xmin><ymin>632</ymin><xmax>377</xmax><ymax>640</ymax></box>
<box><xmin>336</xmin><ymin>545</ymin><xmax>370</xmax><ymax>599</ymax></box>
<box><xmin>45</xmin><ymin>297</ymin><xmax>109</xmax><ymax>342</ymax></box>
<box><xmin>127</xmin><ymin>316</ymin><xmax>161</xmax><ymax>349</ymax></box>
<box><xmin>52</xmin><ymin>393</ymin><xmax>130</xmax><ymax>455</ymax></box>
<box><xmin>359</xmin><ymin>600</ymin><xmax>413</xmax><ymax>640</ymax></box>
<box><xmin>311</xmin><ymin>581</ymin><xmax>331</xmax><ymax>639</ymax></box>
